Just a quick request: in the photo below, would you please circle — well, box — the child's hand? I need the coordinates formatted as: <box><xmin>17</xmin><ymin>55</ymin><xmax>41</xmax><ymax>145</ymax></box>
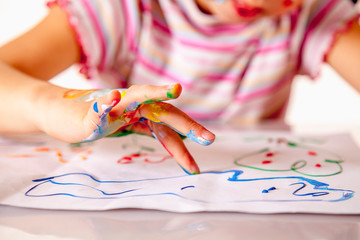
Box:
<box><xmin>37</xmin><ymin>83</ymin><xmax>215</xmax><ymax>174</ymax></box>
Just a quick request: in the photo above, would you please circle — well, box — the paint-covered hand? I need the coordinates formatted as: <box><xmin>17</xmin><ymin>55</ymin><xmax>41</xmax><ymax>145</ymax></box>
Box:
<box><xmin>63</xmin><ymin>84</ymin><xmax>215</xmax><ymax>174</ymax></box>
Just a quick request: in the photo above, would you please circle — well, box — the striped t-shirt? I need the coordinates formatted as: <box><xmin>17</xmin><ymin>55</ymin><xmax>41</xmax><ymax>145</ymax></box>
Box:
<box><xmin>52</xmin><ymin>0</ymin><xmax>358</xmax><ymax>124</ymax></box>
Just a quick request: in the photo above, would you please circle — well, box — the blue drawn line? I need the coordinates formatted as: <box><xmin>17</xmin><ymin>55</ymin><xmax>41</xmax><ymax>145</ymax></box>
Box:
<box><xmin>227</xmin><ymin>171</ymin><xmax>354</xmax><ymax>202</ymax></box>
<box><xmin>290</xmin><ymin>182</ymin><xmax>328</xmax><ymax>197</ymax></box>
<box><xmin>181</xmin><ymin>185</ymin><xmax>195</xmax><ymax>190</ymax></box>
<box><xmin>25</xmin><ymin>170</ymin><xmax>354</xmax><ymax>203</ymax></box>
<box><xmin>262</xmin><ymin>187</ymin><xmax>276</xmax><ymax>193</ymax></box>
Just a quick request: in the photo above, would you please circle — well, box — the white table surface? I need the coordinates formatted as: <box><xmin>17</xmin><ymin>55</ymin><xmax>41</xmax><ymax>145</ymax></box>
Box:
<box><xmin>1</xmin><ymin>121</ymin><xmax>360</xmax><ymax>240</ymax></box>
<box><xmin>1</xmin><ymin>205</ymin><xmax>360</xmax><ymax>240</ymax></box>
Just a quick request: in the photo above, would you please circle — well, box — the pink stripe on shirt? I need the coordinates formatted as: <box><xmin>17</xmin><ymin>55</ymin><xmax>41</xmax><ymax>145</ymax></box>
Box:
<box><xmin>137</xmin><ymin>54</ymin><xmax>193</xmax><ymax>87</ymax></box>
<box><xmin>122</xmin><ymin>0</ymin><xmax>137</xmax><ymax>52</ymax></box>
<box><xmin>235</xmin><ymin>74</ymin><xmax>293</xmax><ymax>102</ymax></box>
<box><xmin>81</xmin><ymin>0</ymin><xmax>106</xmax><ymax>70</ymax></box>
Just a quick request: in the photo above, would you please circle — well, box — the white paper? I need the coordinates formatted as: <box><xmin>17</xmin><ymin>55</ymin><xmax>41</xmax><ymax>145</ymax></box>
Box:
<box><xmin>0</xmin><ymin>128</ymin><xmax>359</xmax><ymax>214</ymax></box>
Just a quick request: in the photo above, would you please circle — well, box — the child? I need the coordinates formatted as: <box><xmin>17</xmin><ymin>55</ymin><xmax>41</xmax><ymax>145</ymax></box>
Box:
<box><xmin>0</xmin><ymin>0</ymin><xmax>359</xmax><ymax>174</ymax></box>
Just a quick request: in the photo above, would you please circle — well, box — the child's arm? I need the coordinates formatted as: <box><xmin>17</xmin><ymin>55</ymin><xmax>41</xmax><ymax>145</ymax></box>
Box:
<box><xmin>326</xmin><ymin>21</ymin><xmax>360</xmax><ymax>91</ymax></box>
<box><xmin>0</xmin><ymin>6</ymin><xmax>215</xmax><ymax>174</ymax></box>
<box><xmin>0</xmin><ymin>6</ymin><xmax>79</xmax><ymax>133</ymax></box>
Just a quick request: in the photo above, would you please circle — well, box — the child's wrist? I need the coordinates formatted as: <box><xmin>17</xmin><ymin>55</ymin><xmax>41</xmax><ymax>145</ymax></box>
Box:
<box><xmin>30</xmin><ymin>81</ymin><xmax>65</xmax><ymax>133</ymax></box>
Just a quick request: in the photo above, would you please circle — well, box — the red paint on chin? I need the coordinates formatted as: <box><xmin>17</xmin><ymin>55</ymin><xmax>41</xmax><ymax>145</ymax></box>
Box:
<box><xmin>233</xmin><ymin>1</ymin><xmax>263</xmax><ymax>18</ymax></box>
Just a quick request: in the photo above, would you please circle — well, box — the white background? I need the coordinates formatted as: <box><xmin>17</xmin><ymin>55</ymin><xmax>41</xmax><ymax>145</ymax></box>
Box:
<box><xmin>1</xmin><ymin>0</ymin><xmax>360</xmax><ymax>127</ymax></box>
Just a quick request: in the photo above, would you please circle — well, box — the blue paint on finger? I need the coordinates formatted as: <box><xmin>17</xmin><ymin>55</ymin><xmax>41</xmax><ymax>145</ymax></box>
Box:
<box><xmin>93</xmin><ymin>102</ymin><xmax>99</xmax><ymax>113</ymax></box>
<box><xmin>125</xmin><ymin>101</ymin><xmax>141</xmax><ymax>112</ymax></box>
<box><xmin>178</xmin><ymin>164</ymin><xmax>198</xmax><ymax>175</ymax></box>
<box><xmin>186</xmin><ymin>130</ymin><xmax>214</xmax><ymax>146</ymax></box>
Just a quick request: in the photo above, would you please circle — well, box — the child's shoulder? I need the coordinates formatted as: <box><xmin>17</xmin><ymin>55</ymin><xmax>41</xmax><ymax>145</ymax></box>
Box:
<box><xmin>296</xmin><ymin>0</ymin><xmax>357</xmax><ymax>28</ymax></box>
<box><xmin>300</xmin><ymin>0</ymin><xmax>356</xmax><ymax>17</ymax></box>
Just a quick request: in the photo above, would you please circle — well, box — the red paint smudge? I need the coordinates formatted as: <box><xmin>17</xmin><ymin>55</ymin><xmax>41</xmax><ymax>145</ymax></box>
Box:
<box><xmin>308</xmin><ymin>151</ymin><xmax>317</xmax><ymax>156</ymax></box>
<box><xmin>283</xmin><ymin>0</ymin><xmax>294</xmax><ymax>7</ymax></box>
<box><xmin>315</xmin><ymin>164</ymin><xmax>322</xmax><ymax>168</ymax></box>
<box><xmin>117</xmin><ymin>153</ymin><xmax>171</xmax><ymax>164</ymax></box>
<box><xmin>144</xmin><ymin>155</ymin><xmax>172</xmax><ymax>164</ymax></box>
<box><xmin>266</xmin><ymin>152</ymin><xmax>274</xmax><ymax>157</ymax></box>
<box><xmin>117</xmin><ymin>156</ymin><xmax>132</xmax><ymax>164</ymax></box>
<box><xmin>109</xmin><ymin>111</ymin><xmax>117</xmax><ymax>118</ymax></box>
<box><xmin>262</xmin><ymin>160</ymin><xmax>272</xmax><ymax>164</ymax></box>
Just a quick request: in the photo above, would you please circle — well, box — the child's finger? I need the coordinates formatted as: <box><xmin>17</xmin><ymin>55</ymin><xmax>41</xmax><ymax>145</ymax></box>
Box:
<box><xmin>63</xmin><ymin>83</ymin><xmax>181</xmax><ymax>104</ymax></box>
<box><xmin>82</xmin><ymin>90</ymin><xmax>121</xmax><ymax>142</ymax></box>
<box><xmin>124</xmin><ymin>83</ymin><xmax>182</xmax><ymax>101</ymax></box>
<box><xmin>138</xmin><ymin>102</ymin><xmax>216</xmax><ymax>146</ymax></box>
<box><xmin>147</xmin><ymin>121</ymin><xmax>200</xmax><ymax>175</ymax></box>
<box><xmin>107</xmin><ymin>121</ymin><xmax>153</xmax><ymax>138</ymax></box>
<box><xmin>107</xmin><ymin>121</ymin><xmax>199</xmax><ymax>174</ymax></box>
<box><xmin>63</xmin><ymin>89</ymin><xmax>110</xmax><ymax>102</ymax></box>
<box><xmin>111</xmin><ymin>83</ymin><xmax>182</xmax><ymax>115</ymax></box>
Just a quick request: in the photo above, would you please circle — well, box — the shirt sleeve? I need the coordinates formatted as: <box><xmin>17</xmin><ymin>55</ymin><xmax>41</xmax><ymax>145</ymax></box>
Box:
<box><xmin>296</xmin><ymin>0</ymin><xmax>360</xmax><ymax>78</ymax></box>
<box><xmin>47</xmin><ymin>0</ymin><xmax>141</xmax><ymax>87</ymax></box>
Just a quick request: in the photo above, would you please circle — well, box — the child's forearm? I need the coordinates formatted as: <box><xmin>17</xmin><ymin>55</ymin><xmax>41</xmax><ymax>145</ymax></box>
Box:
<box><xmin>0</xmin><ymin>61</ymin><xmax>57</xmax><ymax>133</ymax></box>
<box><xmin>0</xmin><ymin>5</ymin><xmax>81</xmax><ymax>134</ymax></box>
<box><xmin>326</xmin><ymin>21</ymin><xmax>360</xmax><ymax>92</ymax></box>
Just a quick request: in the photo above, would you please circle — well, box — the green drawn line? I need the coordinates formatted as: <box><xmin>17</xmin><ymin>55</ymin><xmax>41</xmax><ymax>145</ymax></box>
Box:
<box><xmin>234</xmin><ymin>139</ymin><xmax>344</xmax><ymax>177</ymax></box>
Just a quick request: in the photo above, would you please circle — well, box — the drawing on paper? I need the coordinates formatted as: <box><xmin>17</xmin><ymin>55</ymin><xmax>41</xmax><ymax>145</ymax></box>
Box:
<box><xmin>25</xmin><ymin>171</ymin><xmax>354</xmax><ymax>203</ymax></box>
<box><xmin>2</xmin><ymin>132</ymin><xmax>357</xmax><ymax>213</ymax></box>
<box><xmin>234</xmin><ymin>137</ymin><xmax>344</xmax><ymax>177</ymax></box>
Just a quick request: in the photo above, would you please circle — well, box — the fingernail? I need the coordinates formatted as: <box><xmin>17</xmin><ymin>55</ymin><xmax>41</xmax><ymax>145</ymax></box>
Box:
<box><xmin>190</xmin><ymin>163</ymin><xmax>200</xmax><ymax>175</ymax></box>
<box><xmin>167</xmin><ymin>83</ymin><xmax>181</xmax><ymax>99</ymax></box>
<box><xmin>178</xmin><ymin>164</ymin><xmax>199</xmax><ymax>175</ymax></box>
<box><xmin>202</xmin><ymin>131</ymin><xmax>215</xmax><ymax>142</ymax></box>
<box><xmin>186</xmin><ymin>130</ymin><xmax>215</xmax><ymax>146</ymax></box>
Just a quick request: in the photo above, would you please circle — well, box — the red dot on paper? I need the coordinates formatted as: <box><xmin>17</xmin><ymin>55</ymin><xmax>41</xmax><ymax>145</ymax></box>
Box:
<box><xmin>315</xmin><ymin>164</ymin><xmax>322</xmax><ymax>168</ymax></box>
<box><xmin>262</xmin><ymin>160</ymin><xmax>272</xmax><ymax>164</ymax></box>
<box><xmin>266</xmin><ymin>152</ymin><xmax>274</xmax><ymax>157</ymax></box>
<box><xmin>117</xmin><ymin>158</ymin><xmax>132</xmax><ymax>164</ymax></box>
<box><xmin>308</xmin><ymin>151</ymin><xmax>317</xmax><ymax>156</ymax></box>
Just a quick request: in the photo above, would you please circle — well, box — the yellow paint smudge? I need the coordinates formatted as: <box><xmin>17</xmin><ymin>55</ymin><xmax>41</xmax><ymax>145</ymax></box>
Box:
<box><xmin>63</xmin><ymin>89</ymin><xmax>97</xmax><ymax>99</ymax></box>
<box><xmin>120</xmin><ymin>90</ymin><xmax>127</xmax><ymax>98</ymax></box>
<box><xmin>145</xmin><ymin>104</ymin><xmax>168</xmax><ymax>123</ymax></box>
